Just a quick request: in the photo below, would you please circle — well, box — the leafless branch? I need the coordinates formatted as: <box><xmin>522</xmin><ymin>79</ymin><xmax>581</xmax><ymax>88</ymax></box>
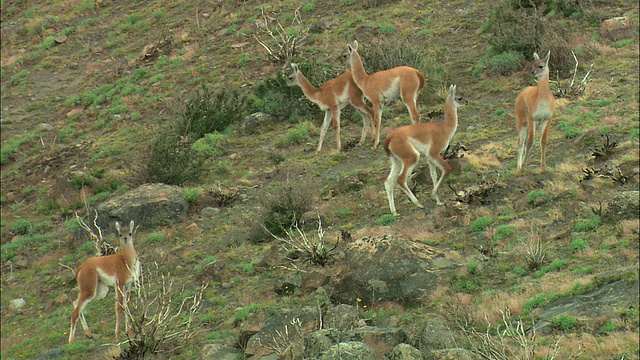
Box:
<box><xmin>520</xmin><ymin>228</ymin><xmax>546</xmax><ymax>271</ymax></box>
<box><xmin>75</xmin><ymin>209</ymin><xmax>117</xmax><ymax>256</ymax></box>
<box><xmin>551</xmin><ymin>51</ymin><xmax>592</xmax><ymax>98</ymax></box>
<box><xmin>253</xmin><ymin>6</ymin><xmax>309</xmax><ymax>64</ymax></box>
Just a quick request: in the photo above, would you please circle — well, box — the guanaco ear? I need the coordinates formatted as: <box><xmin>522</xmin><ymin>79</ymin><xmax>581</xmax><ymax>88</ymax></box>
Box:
<box><xmin>449</xmin><ymin>84</ymin><xmax>456</xmax><ymax>96</ymax></box>
<box><xmin>115</xmin><ymin>221</ymin><xmax>121</xmax><ymax>235</ymax></box>
<box><xmin>353</xmin><ymin>40</ymin><xmax>358</xmax><ymax>51</ymax></box>
<box><xmin>533</xmin><ymin>52</ymin><xmax>540</xmax><ymax>61</ymax></box>
<box><xmin>544</xmin><ymin>51</ymin><xmax>551</xmax><ymax>64</ymax></box>
<box><xmin>290</xmin><ymin>63</ymin><xmax>298</xmax><ymax>71</ymax></box>
<box><xmin>129</xmin><ymin>220</ymin><xmax>135</xmax><ymax>234</ymax></box>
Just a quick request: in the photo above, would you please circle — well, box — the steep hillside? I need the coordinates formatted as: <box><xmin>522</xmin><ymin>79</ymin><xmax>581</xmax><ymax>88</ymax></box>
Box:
<box><xmin>1</xmin><ymin>0</ymin><xmax>639</xmax><ymax>359</ymax></box>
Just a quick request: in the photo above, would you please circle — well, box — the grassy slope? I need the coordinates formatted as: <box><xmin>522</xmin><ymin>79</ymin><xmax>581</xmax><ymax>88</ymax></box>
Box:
<box><xmin>1</xmin><ymin>0</ymin><xmax>639</xmax><ymax>359</ymax></box>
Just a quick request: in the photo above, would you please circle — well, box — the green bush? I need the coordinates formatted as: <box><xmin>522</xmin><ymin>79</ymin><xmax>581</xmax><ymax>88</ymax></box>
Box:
<box><xmin>494</xmin><ymin>225</ymin><xmax>516</xmax><ymax>240</ymax></box>
<box><xmin>569</xmin><ymin>237</ymin><xmax>589</xmax><ymax>252</ymax></box>
<box><xmin>181</xmin><ymin>86</ymin><xmax>247</xmax><ymax>139</ymax></box>
<box><xmin>527</xmin><ymin>190</ymin><xmax>548</xmax><ymax>206</ymax></box>
<box><xmin>11</xmin><ymin>219</ymin><xmax>32</xmax><ymax>235</ymax></box>
<box><xmin>193</xmin><ymin>132</ymin><xmax>227</xmax><ymax>158</ymax></box>
<box><xmin>275</xmin><ymin>123</ymin><xmax>312</xmax><ymax>148</ymax></box>
<box><xmin>143</xmin><ymin>126</ymin><xmax>205</xmax><ymax>185</ymax></box>
<box><xmin>183</xmin><ymin>188</ymin><xmax>201</xmax><ymax>203</ymax></box>
<box><xmin>146</xmin><ymin>232</ymin><xmax>165</xmax><ymax>243</ymax></box>
<box><xmin>482</xmin><ymin>0</ymin><xmax>576</xmax><ymax>74</ymax></box>
<box><xmin>485</xmin><ymin>50</ymin><xmax>525</xmax><ymax>75</ymax></box>
<box><xmin>470</xmin><ymin>216</ymin><xmax>492</xmax><ymax>233</ymax></box>
<box><xmin>551</xmin><ymin>314</ymin><xmax>577</xmax><ymax>331</ymax></box>
<box><xmin>598</xmin><ymin>321</ymin><xmax>616</xmax><ymax>334</ymax></box>
<box><xmin>574</xmin><ymin>216</ymin><xmax>601</xmax><ymax>232</ymax></box>
<box><xmin>377</xmin><ymin>214</ymin><xmax>396</xmax><ymax>226</ymax></box>
<box><xmin>523</xmin><ymin>295</ymin><xmax>548</xmax><ymax>314</ymax></box>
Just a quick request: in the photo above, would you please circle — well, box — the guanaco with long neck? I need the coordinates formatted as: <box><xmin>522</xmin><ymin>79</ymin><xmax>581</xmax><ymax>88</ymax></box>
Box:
<box><xmin>515</xmin><ymin>51</ymin><xmax>556</xmax><ymax>172</ymax></box>
<box><xmin>69</xmin><ymin>220</ymin><xmax>140</xmax><ymax>344</ymax></box>
<box><xmin>384</xmin><ymin>85</ymin><xmax>467</xmax><ymax>216</ymax></box>
<box><xmin>346</xmin><ymin>40</ymin><xmax>426</xmax><ymax>150</ymax></box>
<box><xmin>286</xmin><ymin>63</ymin><xmax>374</xmax><ymax>152</ymax></box>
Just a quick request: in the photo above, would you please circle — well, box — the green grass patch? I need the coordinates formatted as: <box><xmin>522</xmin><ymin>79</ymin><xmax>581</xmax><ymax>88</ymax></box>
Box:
<box><xmin>574</xmin><ymin>215</ymin><xmax>601</xmax><ymax>232</ymax></box>
<box><xmin>470</xmin><ymin>216</ymin><xmax>492</xmax><ymax>233</ymax></box>
<box><xmin>377</xmin><ymin>214</ymin><xmax>396</xmax><ymax>226</ymax></box>
<box><xmin>569</xmin><ymin>237</ymin><xmax>589</xmax><ymax>252</ymax></box>
<box><xmin>551</xmin><ymin>314</ymin><xmax>577</xmax><ymax>331</ymax></box>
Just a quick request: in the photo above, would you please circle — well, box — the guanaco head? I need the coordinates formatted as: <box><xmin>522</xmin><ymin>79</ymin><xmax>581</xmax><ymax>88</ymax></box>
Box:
<box><xmin>115</xmin><ymin>220</ymin><xmax>135</xmax><ymax>246</ymax></box>
<box><xmin>285</xmin><ymin>63</ymin><xmax>300</xmax><ymax>86</ymax></box>
<box><xmin>447</xmin><ymin>85</ymin><xmax>468</xmax><ymax>109</ymax></box>
<box><xmin>345</xmin><ymin>40</ymin><xmax>359</xmax><ymax>63</ymax></box>
<box><xmin>531</xmin><ymin>51</ymin><xmax>551</xmax><ymax>80</ymax></box>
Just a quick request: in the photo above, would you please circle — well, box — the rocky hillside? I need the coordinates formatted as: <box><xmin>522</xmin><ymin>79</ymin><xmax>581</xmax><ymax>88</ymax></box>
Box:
<box><xmin>1</xmin><ymin>0</ymin><xmax>639</xmax><ymax>359</ymax></box>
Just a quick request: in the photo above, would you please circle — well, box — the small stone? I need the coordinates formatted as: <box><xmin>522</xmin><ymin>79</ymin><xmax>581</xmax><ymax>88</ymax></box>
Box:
<box><xmin>10</xmin><ymin>298</ymin><xmax>26</xmax><ymax>310</ymax></box>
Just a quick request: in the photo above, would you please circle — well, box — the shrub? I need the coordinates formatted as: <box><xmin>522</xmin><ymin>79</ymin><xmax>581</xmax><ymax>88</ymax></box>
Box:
<box><xmin>569</xmin><ymin>237</ymin><xmax>589</xmax><ymax>252</ymax></box>
<box><xmin>183</xmin><ymin>188</ymin><xmax>201</xmax><ymax>203</ymax></box>
<box><xmin>482</xmin><ymin>0</ymin><xmax>576</xmax><ymax>74</ymax></box>
<box><xmin>598</xmin><ymin>321</ymin><xmax>616</xmax><ymax>334</ymax></box>
<box><xmin>180</xmin><ymin>86</ymin><xmax>247</xmax><ymax>139</ymax></box>
<box><xmin>574</xmin><ymin>216</ymin><xmax>601</xmax><ymax>232</ymax></box>
<box><xmin>470</xmin><ymin>216</ymin><xmax>492</xmax><ymax>233</ymax></box>
<box><xmin>274</xmin><ymin>122</ymin><xmax>312</xmax><ymax>148</ymax></box>
<box><xmin>494</xmin><ymin>225</ymin><xmax>516</xmax><ymax>240</ymax></box>
<box><xmin>526</xmin><ymin>190</ymin><xmax>548</xmax><ymax>206</ymax></box>
<box><xmin>485</xmin><ymin>50</ymin><xmax>525</xmax><ymax>75</ymax></box>
<box><xmin>377</xmin><ymin>214</ymin><xmax>396</xmax><ymax>226</ymax></box>
<box><xmin>146</xmin><ymin>233</ymin><xmax>165</xmax><ymax>243</ymax></box>
<box><xmin>11</xmin><ymin>219</ymin><xmax>32</xmax><ymax>235</ymax></box>
<box><xmin>142</xmin><ymin>126</ymin><xmax>205</xmax><ymax>185</ymax></box>
<box><xmin>467</xmin><ymin>260</ymin><xmax>479</xmax><ymax>275</ymax></box>
<box><xmin>523</xmin><ymin>294</ymin><xmax>548</xmax><ymax>315</ymax></box>
<box><xmin>551</xmin><ymin>314</ymin><xmax>577</xmax><ymax>331</ymax></box>
<box><xmin>258</xmin><ymin>179</ymin><xmax>315</xmax><ymax>238</ymax></box>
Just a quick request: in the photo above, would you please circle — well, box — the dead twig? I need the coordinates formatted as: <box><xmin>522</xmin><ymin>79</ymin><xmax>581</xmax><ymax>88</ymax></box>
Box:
<box><xmin>551</xmin><ymin>51</ymin><xmax>592</xmax><ymax>99</ymax></box>
<box><xmin>449</xmin><ymin>171</ymin><xmax>500</xmax><ymax>204</ymax></box>
<box><xmin>253</xmin><ymin>6</ymin><xmax>309</xmax><ymax>64</ymax></box>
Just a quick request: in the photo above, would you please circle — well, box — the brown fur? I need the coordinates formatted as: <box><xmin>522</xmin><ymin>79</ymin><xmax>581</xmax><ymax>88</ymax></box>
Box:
<box><xmin>347</xmin><ymin>40</ymin><xmax>426</xmax><ymax>149</ymax></box>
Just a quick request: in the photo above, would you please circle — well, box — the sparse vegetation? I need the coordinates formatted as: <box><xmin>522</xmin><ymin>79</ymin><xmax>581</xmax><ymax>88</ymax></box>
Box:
<box><xmin>1</xmin><ymin>1</ymin><xmax>637</xmax><ymax>359</ymax></box>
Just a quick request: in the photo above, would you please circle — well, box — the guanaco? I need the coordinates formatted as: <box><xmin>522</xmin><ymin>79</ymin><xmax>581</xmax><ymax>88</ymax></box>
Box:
<box><xmin>515</xmin><ymin>51</ymin><xmax>556</xmax><ymax>171</ymax></box>
<box><xmin>69</xmin><ymin>220</ymin><xmax>140</xmax><ymax>344</ymax></box>
<box><xmin>286</xmin><ymin>63</ymin><xmax>375</xmax><ymax>152</ymax></box>
<box><xmin>384</xmin><ymin>85</ymin><xmax>467</xmax><ymax>215</ymax></box>
<box><xmin>346</xmin><ymin>40</ymin><xmax>426</xmax><ymax>150</ymax></box>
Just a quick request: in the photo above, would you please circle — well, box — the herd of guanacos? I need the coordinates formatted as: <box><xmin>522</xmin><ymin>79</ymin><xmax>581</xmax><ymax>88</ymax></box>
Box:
<box><xmin>67</xmin><ymin>40</ymin><xmax>556</xmax><ymax>344</ymax></box>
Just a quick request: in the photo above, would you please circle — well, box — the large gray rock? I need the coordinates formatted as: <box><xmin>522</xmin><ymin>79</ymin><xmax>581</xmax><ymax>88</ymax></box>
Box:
<box><xmin>242</xmin><ymin>112</ymin><xmax>274</xmax><ymax>134</ymax></box>
<box><xmin>320</xmin><ymin>341</ymin><xmax>377</xmax><ymax>360</ymax></box>
<box><xmin>386</xmin><ymin>343</ymin><xmax>426</xmax><ymax>360</ymax></box>
<box><xmin>605</xmin><ymin>191</ymin><xmax>639</xmax><ymax>222</ymax></box>
<box><xmin>332</xmin><ymin>235</ymin><xmax>451</xmax><ymax>306</ymax></box>
<box><xmin>97</xmin><ymin>183</ymin><xmax>188</xmax><ymax>230</ymax></box>
<box><xmin>536</xmin><ymin>275</ymin><xmax>639</xmax><ymax>332</ymax></box>
<box><xmin>600</xmin><ymin>16</ymin><xmax>637</xmax><ymax>42</ymax></box>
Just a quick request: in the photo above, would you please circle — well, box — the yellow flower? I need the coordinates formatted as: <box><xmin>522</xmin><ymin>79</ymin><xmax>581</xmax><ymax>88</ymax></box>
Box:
<box><xmin>356</xmin><ymin>297</ymin><xmax>362</xmax><ymax>302</ymax></box>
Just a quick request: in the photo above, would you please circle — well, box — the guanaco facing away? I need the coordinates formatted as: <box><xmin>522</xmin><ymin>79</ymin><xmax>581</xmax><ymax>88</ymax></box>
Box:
<box><xmin>515</xmin><ymin>51</ymin><xmax>556</xmax><ymax>172</ymax></box>
<box><xmin>286</xmin><ymin>63</ymin><xmax>375</xmax><ymax>152</ymax></box>
<box><xmin>346</xmin><ymin>40</ymin><xmax>426</xmax><ymax>150</ymax></box>
<box><xmin>384</xmin><ymin>85</ymin><xmax>467</xmax><ymax>216</ymax></box>
<box><xmin>69</xmin><ymin>220</ymin><xmax>140</xmax><ymax>344</ymax></box>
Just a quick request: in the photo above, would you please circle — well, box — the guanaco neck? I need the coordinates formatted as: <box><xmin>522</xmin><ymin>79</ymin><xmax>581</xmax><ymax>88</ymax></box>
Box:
<box><xmin>443</xmin><ymin>98</ymin><xmax>458</xmax><ymax>133</ymax></box>
<box><xmin>120</xmin><ymin>240</ymin><xmax>139</xmax><ymax>276</ymax></box>
<box><xmin>536</xmin><ymin>67</ymin><xmax>552</xmax><ymax>100</ymax></box>
<box><xmin>349</xmin><ymin>50</ymin><xmax>368</xmax><ymax>88</ymax></box>
<box><xmin>295</xmin><ymin>72</ymin><xmax>321</xmax><ymax>100</ymax></box>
